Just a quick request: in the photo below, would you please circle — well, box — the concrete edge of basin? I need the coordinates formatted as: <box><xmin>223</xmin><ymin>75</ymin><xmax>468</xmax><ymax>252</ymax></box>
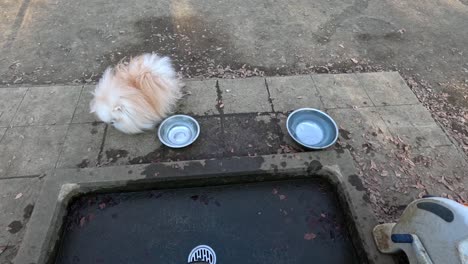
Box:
<box><xmin>14</xmin><ymin>150</ymin><xmax>395</xmax><ymax>264</ymax></box>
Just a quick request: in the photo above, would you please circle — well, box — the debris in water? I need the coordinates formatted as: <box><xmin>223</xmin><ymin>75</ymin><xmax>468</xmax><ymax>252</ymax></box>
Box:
<box><xmin>304</xmin><ymin>232</ymin><xmax>317</xmax><ymax>240</ymax></box>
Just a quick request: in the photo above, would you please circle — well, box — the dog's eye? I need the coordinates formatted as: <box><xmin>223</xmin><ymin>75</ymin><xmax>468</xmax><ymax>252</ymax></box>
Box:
<box><xmin>110</xmin><ymin>119</ymin><xmax>116</xmax><ymax>125</ymax></box>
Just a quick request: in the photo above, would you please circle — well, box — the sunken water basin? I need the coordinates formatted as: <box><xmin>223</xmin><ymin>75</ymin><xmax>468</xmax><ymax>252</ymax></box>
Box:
<box><xmin>56</xmin><ymin>179</ymin><xmax>357</xmax><ymax>263</ymax></box>
<box><xmin>14</xmin><ymin>152</ymin><xmax>393</xmax><ymax>264</ymax></box>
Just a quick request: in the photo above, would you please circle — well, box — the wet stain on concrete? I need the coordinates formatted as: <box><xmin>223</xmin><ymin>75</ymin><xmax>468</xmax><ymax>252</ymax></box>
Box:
<box><xmin>7</xmin><ymin>220</ymin><xmax>23</xmax><ymax>234</ymax></box>
<box><xmin>348</xmin><ymin>174</ymin><xmax>365</xmax><ymax>191</ymax></box>
<box><xmin>101</xmin><ymin>16</ymin><xmax>242</xmax><ymax>79</ymax></box>
<box><xmin>105</xmin><ymin>149</ymin><xmax>129</xmax><ymax>161</ymax></box>
<box><xmin>339</xmin><ymin>129</ymin><xmax>352</xmax><ymax>140</ymax></box>
<box><xmin>270</xmin><ymin>164</ymin><xmax>279</xmax><ymax>174</ymax></box>
<box><xmin>362</xmin><ymin>193</ymin><xmax>371</xmax><ymax>204</ymax></box>
<box><xmin>333</xmin><ymin>139</ymin><xmax>354</xmax><ymax>156</ymax></box>
<box><xmin>223</xmin><ymin>114</ymin><xmax>281</xmax><ymax>157</ymax></box>
<box><xmin>23</xmin><ymin>204</ymin><xmax>34</xmax><ymax>219</ymax></box>
<box><xmin>306</xmin><ymin>160</ymin><xmax>323</xmax><ymax>175</ymax></box>
<box><xmin>77</xmin><ymin>159</ymin><xmax>89</xmax><ymax>168</ymax></box>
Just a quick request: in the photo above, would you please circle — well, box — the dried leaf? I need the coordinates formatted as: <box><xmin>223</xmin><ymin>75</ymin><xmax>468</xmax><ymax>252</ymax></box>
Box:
<box><xmin>351</xmin><ymin>58</ymin><xmax>358</xmax><ymax>64</ymax></box>
<box><xmin>370</xmin><ymin>160</ymin><xmax>377</xmax><ymax>170</ymax></box>
<box><xmin>381</xmin><ymin>170</ymin><xmax>389</xmax><ymax>177</ymax></box>
<box><xmin>14</xmin><ymin>193</ymin><xmax>23</xmax><ymax>199</ymax></box>
<box><xmin>412</xmin><ymin>181</ymin><xmax>425</xmax><ymax>190</ymax></box>
<box><xmin>304</xmin><ymin>232</ymin><xmax>317</xmax><ymax>240</ymax></box>
<box><xmin>279</xmin><ymin>194</ymin><xmax>287</xmax><ymax>200</ymax></box>
<box><xmin>79</xmin><ymin>217</ymin><xmax>86</xmax><ymax>227</ymax></box>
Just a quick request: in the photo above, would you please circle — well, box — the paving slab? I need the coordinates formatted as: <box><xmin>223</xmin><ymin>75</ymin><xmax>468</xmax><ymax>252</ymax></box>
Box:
<box><xmin>0</xmin><ymin>177</ymin><xmax>43</xmax><ymax>246</ymax></box>
<box><xmin>102</xmin><ymin>126</ymin><xmax>161</xmax><ymax>166</ymax></box>
<box><xmin>327</xmin><ymin>107</ymin><xmax>393</xmax><ymax>150</ymax></box>
<box><xmin>0</xmin><ymin>125</ymin><xmax>68</xmax><ymax>178</ymax></box>
<box><xmin>218</xmin><ymin>78</ymin><xmax>271</xmax><ymax>114</ymax></box>
<box><xmin>12</xmin><ymin>86</ymin><xmax>82</xmax><ymax>126</ymax></box>
<box><xmin>0</xmin><ymin>88</ymin><xmax>27</xmax><ymax>127</ymax></box>
<box><xmin>377</xmin><ymin>104</ymin><xmax>452</xmax><ymax>148</ymax></box>
<box><xmin>176</xmin><ymin>80</ymin><xmax>218</xmax><ymax>116</ymax></box>
<box><xmin>223</xmin><ymin>114</ymin><xmax>281</xmax><ymax>156</ymax></box>
<box><xmin>357</xmin><ymin>72</ymin><xmax>419</xmax><ymax>106</ymax></box>
<box><xmin>71</xmin><ymin>86</ymin><xmax>99</xmax><ymax>124</ymax></box>
<box><xmin>313</xmin><ymin>74</ymin><xmax>372</xmax><ymax>109</ymax></box>
<box><xmin>56</xmin><ymin>123</ymin><xmax>106</xmax><ymax>169</ymax></box>
<box><xmin>266</xmin><ymin>75</ymin><xmax>323</xmax><ymax>112</ymax></box>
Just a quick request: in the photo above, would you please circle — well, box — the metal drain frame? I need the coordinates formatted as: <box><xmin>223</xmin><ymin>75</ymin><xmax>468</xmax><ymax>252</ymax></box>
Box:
<box><xmin>188</xmin><ymin>245</ymin><xmax>217</xmax><ymax>264</ymax></box>
<box><xmin>14</xmin><ymin>151</ymin><xmax>395</xmax><ymax>264</ymax></box>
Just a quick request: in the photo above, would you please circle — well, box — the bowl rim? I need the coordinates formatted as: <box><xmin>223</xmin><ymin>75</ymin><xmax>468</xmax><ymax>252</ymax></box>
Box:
<box><xmin>286</xmin><ymin>108</ymin><xmax>339</xmax><ymax>149</ymax></box>
<box><xmin>157</xmin><ymin>114</ymin><xmax>201</xmax><ymax>148</ymax></box>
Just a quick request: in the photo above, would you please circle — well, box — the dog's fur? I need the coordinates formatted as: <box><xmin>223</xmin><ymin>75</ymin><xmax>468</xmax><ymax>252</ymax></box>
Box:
<box><xmin>90</xmin><ymin>53</ymin><xmax>181</xmax><ymax>134</ymax></box>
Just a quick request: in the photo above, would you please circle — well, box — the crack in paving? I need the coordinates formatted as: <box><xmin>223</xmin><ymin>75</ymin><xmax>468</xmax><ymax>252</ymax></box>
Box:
<box><xmin>97</xmin><ymin>124</ymin><xmax>108</xmax><ymax>165</ymax></box>
<box><xmin>264</xmin><ymin>78</ymin><xmax>276</xmax><ymax>113</ymax></box>
<box><xmin>215</xmin><ymin>80</ymin><xmax>228</xmax><ymax>153</ymax></box>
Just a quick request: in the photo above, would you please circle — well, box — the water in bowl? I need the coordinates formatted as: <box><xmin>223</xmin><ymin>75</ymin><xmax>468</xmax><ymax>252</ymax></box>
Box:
<box><xmin>167</xmin><ymin>123</ymin><xmax>193</xmax><ymax>145</ymax></box>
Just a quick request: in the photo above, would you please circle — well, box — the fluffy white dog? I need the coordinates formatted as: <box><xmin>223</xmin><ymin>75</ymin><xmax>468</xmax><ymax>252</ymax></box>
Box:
<box><xmin>90</xmin><ymin>53</ymin><xmax>182</xmax><ymax>134</ymax></box>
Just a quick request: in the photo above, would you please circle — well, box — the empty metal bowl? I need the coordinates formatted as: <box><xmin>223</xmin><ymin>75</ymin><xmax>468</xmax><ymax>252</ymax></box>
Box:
<box><xmin>286</xmin><ymin>108</ymin><xmax>338</xmax><ymax>149</ymax></box>
<box><xmin>158</xmin><ymin>115</ymin><xmax>200</xmax><ymax>148</ymax></box>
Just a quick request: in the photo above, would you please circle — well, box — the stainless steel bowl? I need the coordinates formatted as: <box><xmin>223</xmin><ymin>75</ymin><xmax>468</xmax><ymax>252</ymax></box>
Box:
<box><xmin>158</xmin><ymin>115</ymin><xmax>200</xmax><ymax>148</ymax></box>
<box><xmin>286</xmin><ymin>108</ymin><xmax>338</xmax><ymax>149</ymax></box>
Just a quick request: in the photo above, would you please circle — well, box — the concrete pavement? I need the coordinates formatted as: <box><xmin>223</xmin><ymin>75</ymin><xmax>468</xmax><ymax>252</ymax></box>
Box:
<box><xmin>0</xmin><ymin>72</ymin><xmax>467</xmax><ymax>263</ymax></box>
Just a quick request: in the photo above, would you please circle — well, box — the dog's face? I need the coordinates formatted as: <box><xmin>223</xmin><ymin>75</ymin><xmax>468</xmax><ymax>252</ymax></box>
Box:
<box><xmin>89</xmin><ymin>53</ymin><xmax>180</xmax><ymax>134</ymax></box>
<box><xmin>90</xmin><ymin>69</ymin><xmax>144</xmax><ymax>134</ymax></box>
<box><xmin>91</xmin><ymin>94</ymin><xmax>144</xmax><ymax>134</ymax></box>
<box><xmin>90</xmin><ymin>97</ymin><xmax>121</xmax><ymax>125</ymax></box>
